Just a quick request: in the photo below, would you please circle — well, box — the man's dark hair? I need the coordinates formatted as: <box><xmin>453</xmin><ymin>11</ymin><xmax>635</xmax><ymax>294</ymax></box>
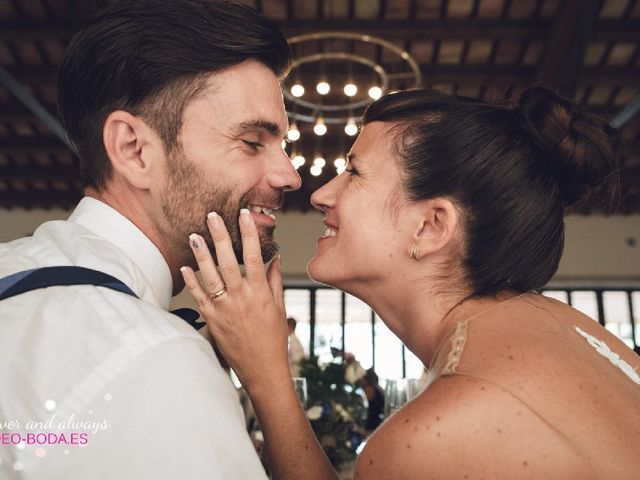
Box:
<box><xmin>364</xmin><ymin>87</ymin><xmax>620</xmax><ymax>297</ymax></box>
<box><xmin>57</xmin><ymin>0</ymin><xmax>290</xmax><ymax>190</ymax></box>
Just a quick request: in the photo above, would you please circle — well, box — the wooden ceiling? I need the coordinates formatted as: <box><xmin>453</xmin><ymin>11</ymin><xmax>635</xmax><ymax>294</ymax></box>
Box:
<box><xmin>1</xmin><ymin>0</ymin><xmax>639</xmax><ymax>212</ymax></box>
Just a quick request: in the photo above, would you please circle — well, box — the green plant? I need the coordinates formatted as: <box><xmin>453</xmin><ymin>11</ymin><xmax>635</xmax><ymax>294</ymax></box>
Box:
<box><xmin>299</xmin><ymin>356</ymin><xmax>367</xmax><ymax>467</ymax></box>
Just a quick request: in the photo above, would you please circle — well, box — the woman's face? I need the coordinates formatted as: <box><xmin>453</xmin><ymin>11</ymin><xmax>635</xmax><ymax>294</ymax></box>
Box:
<box><xmin>308</xmin><ymin>122</ymin><xmax>411</xmax><ymax>291</ymax></box>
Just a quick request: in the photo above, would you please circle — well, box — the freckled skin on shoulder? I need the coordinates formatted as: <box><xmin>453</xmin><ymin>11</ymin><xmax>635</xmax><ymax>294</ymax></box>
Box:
<box><xmin>354</xmin><ymin>375</ymin><xmax>589</xmax><ymax>480</ymax></box>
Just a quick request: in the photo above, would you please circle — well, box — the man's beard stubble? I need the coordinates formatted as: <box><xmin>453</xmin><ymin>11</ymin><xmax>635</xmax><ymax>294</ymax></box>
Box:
<box><xmin>159</xmin><ymin>152</ymin><xmax>280</xmax><ymax>269</ymax></box>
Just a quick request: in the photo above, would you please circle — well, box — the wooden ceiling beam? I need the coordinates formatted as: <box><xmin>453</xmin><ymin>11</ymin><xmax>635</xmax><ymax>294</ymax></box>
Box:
<box><xmin>1</xmin><ymin>18</ymin><xmax>638</xmax><ymax>41</ymax></box>
<box><xmin>0</xmin><ymin>66</ymin><xmax>74</xmax><ymax>151</ymax></box>
<box><xmin>228</xmin><ymin>19</ymin><xmax>638</xmax><ymax>42</ymax></box>
<box><xmin>9</xmin><ymin>63</ymin><xmax>640</xmax><ymax>88</ymax></box>
<box><xmin>0</xmin><ymin>138</ymin><xmax>72</xmax><ymax>155</ymax></box>
<box><xmin>535</xmin><ymin>0</ymin><xmax>601</xmax><ymax>97</ymax></box>
<box><xmin>558</xmin><ymin>67</ymin><xmax>640</xmax><ymax>87</ymax></box>
<box><xmin>0</xmin><ymin>105</ymin><xmax>43</xmax><ymax>122</ymax></box>
<box><xmin>0</xmin><ymin>190</ymin><xmax>81</xmax><ymax>209</ymax></box>
<box><xmin>239</xmin><ymin>18</ymin><xmax>632</xmax><ymax>42</ymax></box>
<box><xmin>0</xmin><ymin>164</ymin><xmax>77</xmax><ymax>182</ymax></box>
<box><xmin>0</xmin><ymin>20</ymin><xmax>78</xmax><ymax>40</ymax></box>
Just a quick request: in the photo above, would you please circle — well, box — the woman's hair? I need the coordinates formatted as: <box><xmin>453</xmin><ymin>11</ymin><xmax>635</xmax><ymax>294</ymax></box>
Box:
<box><xmin>57</xmin><ymin>0</ymin><xmax>290</xmax><ymax>190</ymax></box>
<box><xmin>363</xmin><ymin>87</ymin><xmax>621</xmax><ymax>297</ymax></box>
<box><xmin>363</xmin><ymin>368</ymin><xmax>380</xmax><ymax>386</ymax></box>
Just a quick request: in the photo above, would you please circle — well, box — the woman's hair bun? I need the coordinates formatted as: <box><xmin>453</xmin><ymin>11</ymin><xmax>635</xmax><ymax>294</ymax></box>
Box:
<box><xmin>516</xmin><ymin>86</ymin><xmax>620</xmax><ymax>210</ymax></box>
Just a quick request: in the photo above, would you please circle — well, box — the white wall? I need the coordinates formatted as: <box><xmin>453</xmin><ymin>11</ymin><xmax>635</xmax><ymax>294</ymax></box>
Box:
<box><xmin>0</xmin><ymin>207</ymin><xmax>72</xmax><ymax>242</ymax></box>
<box><xmin>558</xmin><ymin>215</ymin><xmax>640</xmax><ymax>283</ymax></box>
<box><xmin>1</xmin><ymin>208</ymin><xmax>639</xmax><ymax>283</ymax></box>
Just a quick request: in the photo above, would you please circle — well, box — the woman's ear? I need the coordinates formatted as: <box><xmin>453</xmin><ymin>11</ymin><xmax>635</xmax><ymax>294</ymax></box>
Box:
<box><xmin>103</xmin><ymin>110</ymin><xmax>163</xmax><ymax>190</ymax></box>
<box><xmin>409</xmin><ymin>198</ymin><xmax>460</xmax><ymax>260</ymax></box>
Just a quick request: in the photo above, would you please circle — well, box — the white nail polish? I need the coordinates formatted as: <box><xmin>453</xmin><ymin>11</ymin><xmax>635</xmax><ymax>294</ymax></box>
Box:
<box><xmin>189</xmin><ymin>233</ymin><xmax>199</xmax><ymax>249</ymax></box>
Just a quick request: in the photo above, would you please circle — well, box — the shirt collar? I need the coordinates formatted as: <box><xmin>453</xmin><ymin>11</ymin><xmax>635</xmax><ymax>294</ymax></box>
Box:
<box><xmin>67</xmin><ymin>197</ymin><xmax>173</xmax><ymax>310</ymax></box>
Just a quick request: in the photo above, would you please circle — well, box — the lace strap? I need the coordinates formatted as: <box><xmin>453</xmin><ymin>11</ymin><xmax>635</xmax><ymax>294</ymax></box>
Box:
<box><xmin>441</xmin><ymin>319</ymin><xmax>469</xmax><ymax>376</ymax></box>
<box><xmin>574</xmin><ymin>325</ymin><xmax>640</xmax><ymax>385</ymax></box>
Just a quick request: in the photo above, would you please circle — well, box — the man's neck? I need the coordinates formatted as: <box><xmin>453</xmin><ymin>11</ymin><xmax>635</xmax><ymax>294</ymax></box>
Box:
<box><xmin>85</xmin><ymin>186</ymin><xmax>185</xmax><ymax>296</ymax></box>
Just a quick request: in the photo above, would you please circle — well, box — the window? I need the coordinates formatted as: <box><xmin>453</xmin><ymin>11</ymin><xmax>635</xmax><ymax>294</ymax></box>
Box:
<box><xmin>284</xmin><ymin>289</ymin><xmax>311</xmax><ymax>356</ymax></box>
<box><xmin>284</xmin><ymin>286</ymin><xmax>640</xmax><ymax>382</ymax></box>
<box><xmin>344</xmin><ymin>294</ymin><xmax>374</xmax><ymax>369</ymax></box>
<box><xmin>314</xmin><ymin>289</ymin><xmax>343</xmax><ymax>364</ymax></box>
<box><xmin>570</xmin><ymin>291</ymin><xmax>600</xmax><ymax>321</ymax></box>
<box><xmin>542</xmin><ymin>290</ymin><xmax>569</xmax><ymax>303</ymax></box>
<box><xmin>603</xmin><ymin>291</ymin><xmax>633</xmax><ymax>348</ymax></box>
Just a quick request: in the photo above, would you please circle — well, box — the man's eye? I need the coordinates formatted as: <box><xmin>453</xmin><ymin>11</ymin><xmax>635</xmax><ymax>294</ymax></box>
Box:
<box><xmin>344</xmin><ymin>167</ymin><xmax>358</xmax><ymax>176</ymax></box>
<box><xmin>242</xmin><ymin>140</ymin><xmax>263</xmax><ymax>150</ymax></box>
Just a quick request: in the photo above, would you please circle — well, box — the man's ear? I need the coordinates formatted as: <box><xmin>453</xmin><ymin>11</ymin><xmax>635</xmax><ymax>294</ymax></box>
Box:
<box><xmin>103</xmin><ymin>110</ymin><xmax>163</xmax><ymax>190</ymax></box>
<box><xmin>409</xmin><ymin>198</ymin><xmax>460</xmax><ymax>260</ymax></box>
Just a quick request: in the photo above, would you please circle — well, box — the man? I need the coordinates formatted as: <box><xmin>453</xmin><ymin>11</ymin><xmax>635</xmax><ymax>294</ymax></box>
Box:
<box><xmin>287</xmin><ymin>317</ymin><xmax>306</xmax><ymax>377</ymax></box>
<box><xmin>0</xmin><ymin>1</ymin><xmax>300</xmax><ymax>478</ymax></box>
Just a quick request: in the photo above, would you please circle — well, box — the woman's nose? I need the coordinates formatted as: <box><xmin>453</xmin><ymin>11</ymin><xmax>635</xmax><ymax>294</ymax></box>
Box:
<box><xmin>310</xmin><ymin>173</ymin><xmax>343</xmax><ymax>212</ymax></box>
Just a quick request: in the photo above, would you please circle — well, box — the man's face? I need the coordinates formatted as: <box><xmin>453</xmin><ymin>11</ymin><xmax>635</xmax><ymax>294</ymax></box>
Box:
<box><xmin>154</xmin><ymin>60</ymin><xmax>301</xmax><ymax>267</ymax></box>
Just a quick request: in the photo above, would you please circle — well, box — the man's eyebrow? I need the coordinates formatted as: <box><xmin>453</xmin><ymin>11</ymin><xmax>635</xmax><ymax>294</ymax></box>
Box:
<box><xmin>234</xmin><ymin>119</ymin><xmax>284</xmax><ymax>137</ymax></box>
<box><xmin>346</xmin><ymin>152</ymin><xmax>358</xmax><ymax>163</ymax></box>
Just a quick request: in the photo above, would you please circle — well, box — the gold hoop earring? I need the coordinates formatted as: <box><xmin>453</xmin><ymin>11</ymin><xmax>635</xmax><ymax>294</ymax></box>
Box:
<box><xmin>410</xmin><ymin>244</ymin><xmax>420</xmax><ymax>261</ymax></box>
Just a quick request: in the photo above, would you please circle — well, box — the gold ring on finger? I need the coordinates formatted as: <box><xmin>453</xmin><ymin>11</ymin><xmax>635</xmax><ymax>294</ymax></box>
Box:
<box><xmin>209</xmin><ymin>287</ymin><xmax>228</xmax><ymax>300</ymax></box>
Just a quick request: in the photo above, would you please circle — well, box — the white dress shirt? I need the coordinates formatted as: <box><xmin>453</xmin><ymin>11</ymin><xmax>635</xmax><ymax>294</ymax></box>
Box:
<box><xmin>288</xmin><ymin>334</ymin><xmax>306</xmax><ymax>377</ymax></box>
<box><xmin>0</xmin><ymin>197</ymin><xmax>266</xmax><ymax>479</ymax></box>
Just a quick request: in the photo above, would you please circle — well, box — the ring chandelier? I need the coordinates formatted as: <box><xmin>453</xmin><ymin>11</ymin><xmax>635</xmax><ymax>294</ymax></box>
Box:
<box><xmin>283</xmin><ymin>32</ymin><xmax>422</xmax><ymax>176</ymax></box>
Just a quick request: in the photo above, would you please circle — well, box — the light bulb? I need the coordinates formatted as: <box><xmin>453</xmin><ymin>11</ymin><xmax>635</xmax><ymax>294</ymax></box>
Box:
<box><xmin>336</xmin><ymin>166</ymin><xmax>346</xmax><ymax>175</ymax></box>
<box><xmin>292</xmin><ymin>155</ymin><xmax>306</xmax><ymax>169</ymax></box>
<box><xmin>316</xmin><ymin>81</ymin><xmax>330</xmax><ymax>95</ymax></box>
<box><xmin>313</xmin><ymin>157</ymin><xmax>326</xmax><ymax>168</ymax></box>
<box><xmin>291</xmin><ymin>84</ymin><xmax>305</xmax><ymax>97</ymax></box>
<box><xmin>344</xmin><ymin>83</ymin><xmax>358</xmax><ymax>97</ymax></box>
<box><xmin>344</xmin><ymin>118</ymin><xmax>358</xmax><ymax>136</ymax></box>
<box><xmin>287</xmin><ymin>125</ymin><xmax>300</xmax><ymax>141</ymax></box>
<box><xmin>313</xmin><ymin>118</ymin><xmax>327</xmax><ymax>136</ymax></box>
<box><xmin>334</xmin><ymin>157</ymin><xmax>346</xmax><ymax>169</ymax></box>
<box><xmin>310</xmin><ymin>165</ymin><xmax>323</xmax><ymax>176</ymax></box>
<box><xmin>368</xmin><ymin>86</ymin><xmax>383</xmax><ymax>100</ymax></box>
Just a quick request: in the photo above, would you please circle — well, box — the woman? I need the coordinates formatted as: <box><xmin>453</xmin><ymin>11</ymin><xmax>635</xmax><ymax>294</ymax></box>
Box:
<box><xmin>181</xmin><ymin>87</ymin><xmax>640</xmax><ymax>479</ymax></box>
<box><xmin>360</xmin><ymin>368</ymin><xmax>385</xmax><ymax>432</ymax></box>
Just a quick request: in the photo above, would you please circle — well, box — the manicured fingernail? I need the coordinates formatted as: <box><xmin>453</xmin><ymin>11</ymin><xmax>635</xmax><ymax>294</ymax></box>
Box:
<box><xmin>207</xmin><ymin>211</ymin><xmax>222</xmax><ymax>228</ymax></box>
<box><xmin>240</xmin><ymin>208</ymin><xmax>251</xmax><ymax>225</ymax></box>
<box><xmin>189</xmin><ymin>233</ymin><xmax>200</xmax><ymax>249</ymax></box>
<box><xmin>180</xmin><ymin>266</ymin><xmax>188</xmax><ymax>274</ymax></box>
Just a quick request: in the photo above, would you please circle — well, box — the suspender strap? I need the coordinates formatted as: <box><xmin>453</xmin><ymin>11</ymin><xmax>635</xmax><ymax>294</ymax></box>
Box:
<box><xmin>0</xmin><ymin>266</ymin><xmax>138</xmax><ymax>301</ymax></box>
<box><xmin>0</xmin><ymin>266</ymin><xmax>204</xmax><ymax>329</ymax></box>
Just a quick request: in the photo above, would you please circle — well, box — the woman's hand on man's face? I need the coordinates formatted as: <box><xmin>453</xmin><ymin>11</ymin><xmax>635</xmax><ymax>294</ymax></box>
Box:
<box><xmin>181</xmin><ymin>209</ymin><xmax>291</xmax><ymax>395</ymax></box>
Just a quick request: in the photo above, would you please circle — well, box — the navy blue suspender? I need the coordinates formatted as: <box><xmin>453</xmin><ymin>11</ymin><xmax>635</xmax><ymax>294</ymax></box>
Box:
<box><xmin>0</xmin><ymin>266</ymin><xmax>202</xmax><ymax>329</ymax></box>
<box><xmin>0</xmin><ymin>266</ymin><xmax>137</xmax><ymax>300</ymax></box>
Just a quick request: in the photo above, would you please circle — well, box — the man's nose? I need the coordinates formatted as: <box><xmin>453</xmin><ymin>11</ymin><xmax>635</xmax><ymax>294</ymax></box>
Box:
<box><xmin>267</xmin><ymin>148</ymin><xmax>302</xmax><ymax>192</ymax></box>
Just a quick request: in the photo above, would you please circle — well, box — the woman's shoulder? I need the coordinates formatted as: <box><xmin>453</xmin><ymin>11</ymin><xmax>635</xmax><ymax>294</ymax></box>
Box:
<box><xmin>458</xmin><ymin>293</ymin><xmax>640</xmax><ymax>386</ymax></box>
<box><xmin>355</xmin><ymin>372</ymin><xmax>587</xmax><ymax>480</ymax></box>
<box><xmin>454</xmin><ymin>293</ymin><xmax>582</xmax><ymax>369</ymax></box>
